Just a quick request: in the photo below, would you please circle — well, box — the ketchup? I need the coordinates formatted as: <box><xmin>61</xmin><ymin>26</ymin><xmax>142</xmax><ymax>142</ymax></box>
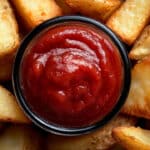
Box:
<box><xmin>21</xmin><ymin>23</ymin><xmax>123</xmax><ymax>127</ymax></box>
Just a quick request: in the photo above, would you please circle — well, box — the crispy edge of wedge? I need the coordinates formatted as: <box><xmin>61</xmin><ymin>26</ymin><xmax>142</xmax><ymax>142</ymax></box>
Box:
<box><xmin>65</xmin><ymin>0</ymin><xmax>122</xmax><ymax>22</ymax></box>
<box><xmin>129</xmin><ymin>25</ymin><xmax>150</xmax><ymax>60</ymax></box>
<box><xmin>112</xmin><ymin>126</ymin><xmax>150</xmax><ymax>150</ymax></box>
<box><xmin>122</xmin><ymin>56</ymin><xmax>150</xmax><ymax>119</ymax></box>
<box><xmin>11</xmin><ymin>0</ymin><xmax>62</xmax><ymax>30</ymax></box>
<box><xmin>0</xmin><ymin>85</ymin><xmax>30</xmax><ymax>123</ymax></box>
<box><xmin>106</xmin><ymin>0</ymin><xmax>150</xmax><ymax>45</ymax></box>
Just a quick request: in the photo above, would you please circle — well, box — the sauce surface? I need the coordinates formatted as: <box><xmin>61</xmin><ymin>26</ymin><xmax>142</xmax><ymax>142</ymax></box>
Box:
<box><xmin>21</xmin><ymin>23</ymin><xmax>123</xmax><ymax>127</ymax></box>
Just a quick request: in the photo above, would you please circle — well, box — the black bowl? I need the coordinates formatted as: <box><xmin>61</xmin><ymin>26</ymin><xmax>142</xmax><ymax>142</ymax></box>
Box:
<box><xmin>12</xmin><ymin>15</ymin><xmax>131</xmax><ymax>136</ymax></box>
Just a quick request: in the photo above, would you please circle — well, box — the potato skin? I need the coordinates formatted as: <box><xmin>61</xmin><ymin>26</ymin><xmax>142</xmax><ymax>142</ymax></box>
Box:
<box><xmin>65</xmin><ymin>0</ymin><xmax>123</xmax><ymax>22</ymax></box>
<box><xmin>55</xmin><ymin>0</ymin><xmax>74</xmax><ymax>15</ymax></box>
<box><xmin>11</xmin><ymin>0</ymin><xmax>62</xmax><ymax>30</ymax></box>
<box><xmin>0</xmin><ymin>0</ymin><xmax>20</xmax><ymax>81</ymax></box>
<box><xmin>106</xmin><ymin>0</ymin><xmax>150</xmax><ymax>45</ymax></box>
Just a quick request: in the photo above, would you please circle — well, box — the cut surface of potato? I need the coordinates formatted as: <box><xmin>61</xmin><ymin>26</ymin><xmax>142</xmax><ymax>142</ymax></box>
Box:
<box><xmin>113</xmin><ymin>126</ymin><xmax>150</xmax><ymax>150</ymax></box>
<box><xmin>106</xmin><ymin>0</ymin><xmax>150</xmax><ymax>45</ymax></box>
<box><xmin>0</xmin><ymin>0</ymin><xmax>19</xmax><ymax>56</ymax></box>
<box><xmin>0</xmin><ymin>125</ymin><xmax>43</xmax><ymax>150</ymax></box>
<box><xmin>11</xmin><ymin>0</ymin><xmax>62</xmax><ymax>30</ymax></box>
<box><xmin>0</xmin><ymin>0</ymin><xmax>20</xmax><ymax>81</ymax></box>
<box><xmin>47</xmin><ymin>115</ymin><xmax>136</xmax><ymax>150</ymax></box>
<box><xmin>0</xmin><ymin>86</ymin><xmax>30</xmax><ymax>123</ymax></box>
<box><xmin>65</xmin><ymin>0</ymin><xmax>123</xmax><ymax>22</ymax></box>
<box><xmin>129</xmin><ymin>25</ymin><xmax>150</xmax><ymax>60</ymax></box>
<box><xmin>122</xmin><ymin>56</ymin><xmax>150</xmax><ymax>119</ymax></box>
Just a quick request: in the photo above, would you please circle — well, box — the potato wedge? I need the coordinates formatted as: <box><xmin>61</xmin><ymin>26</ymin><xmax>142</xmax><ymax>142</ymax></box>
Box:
<box><xmin>11</xmin><ymin>0</ymin><xmax>62</xmax><ymax>30</ymax></box>
<box><xmin>112</xmin><ymin>127</ymin><xmax>150</xmax><ymax>150</ymax></box>
<box><xmin>122</xmin><ymin>56</ymin><xmax>150</xmax><ymax>119</ymax></box>
<box><xmin>129</xmin><ymin>25</ymin><xmax>150</xmax><ymax>60</ymax></box>
<box><xmin>0</xmin><ymin>0</ymin><xmax>20</xmax><ymax>81</ymax></box>
<box><xmin>0</xmin><ymin>125</ymin><xmax>43</xmax><ymax>150</ymax></box>
<box><xmin>55</xmin><ymin>0</ymin><xmax>74</xmax><ymax>14</ymax></box>
<box><xmin>0</xmin><ymin>85</ymin><xmax>30</xmax><ymax>123</ymax></box>
<box><xmin>106</xmin><ymin>0</ymin><xmax>150</xmax><ymax>45</ymax></box>
<box><xmin>47</xmin><ymin>114</ymin><xmax>136</xmax><ymax>150</ymax></box>
<box><xmin>64</xmin><ymin>0</ymin><xmax>123</xmax><ymax>22</ymax></box>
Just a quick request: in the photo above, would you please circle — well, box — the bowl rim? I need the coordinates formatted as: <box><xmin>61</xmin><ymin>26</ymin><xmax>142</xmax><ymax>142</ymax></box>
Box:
<box><xmin>12</xmin><ymin>15</ymin><xmax>131</xmax><ymax>136</ymax></box>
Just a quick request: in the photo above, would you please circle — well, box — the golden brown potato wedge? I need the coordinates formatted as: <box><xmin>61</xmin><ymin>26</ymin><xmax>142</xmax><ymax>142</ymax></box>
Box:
<box><xmin>65</xmin><ymin>0</ymin><xmax>123</xmax><ymax>22</ymax></box>
<box><xmin>0</xmin><ymin>0</ymin><xmax>19</xmax><ymax>57</ymax></box>
<box><xmin>106</xmin><ymin>0</ymin><xmax>150</xmax><ymax>45</ymax></box>
<box><xmin>55</xmin><ymin>0</ymin><xmax>74</xmax><ymax>14</ymax></box>
<box><xmin>0</xmin><ymin>125</ymin><xmax>43</xmax><ymax>150</ymax></box>
<box><xmin>112</xmin><ymin>127</ymin><xmax>150</xmax><ymax>150</ymax></box>
<box><xmin>129</xmin><ymin>25</ymin><xmax>150</xmax><ymax>60</ymax></box>
<box><xmin>0</xmin><ymin>0</ymin><xmax>20</xmax><ymax>81</ymax></box>
<box><xmin>122</xmin><ymin>56</ymin><xmax>150</xmax><ymax>119</ymax></box>
<box><xmin>11</xmin><ymin>0</ymin><xmax>62</xmax><ymax>30</ymax></box>
<box><xmin>0</xmin><ymin>85</ymin><xmax>30</xmax><ymax>123</ymax></box>
<box><xmin>47</xmin><ymin>115</ymin><xmax>136</xmax><ymax>150</ymax></box>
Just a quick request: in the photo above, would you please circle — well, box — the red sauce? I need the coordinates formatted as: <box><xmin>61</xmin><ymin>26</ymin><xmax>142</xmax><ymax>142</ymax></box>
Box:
<box><xmin>21</xmin><ymin>23</ymin><xmax>123</xmax><ymax>127</ymax></box>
